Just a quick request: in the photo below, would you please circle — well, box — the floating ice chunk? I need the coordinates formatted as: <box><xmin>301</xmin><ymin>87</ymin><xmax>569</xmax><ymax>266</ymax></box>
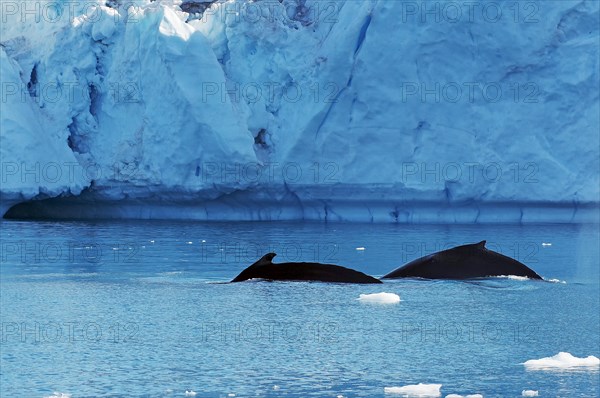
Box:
<box><xmin>356</xmin><ymin>247</ymin><xmax>365</xmax><ymax>251</ymax></box>
<box><xmin>44</xmin><ymin>393</ymin><xmax>71</xmax><ymax>398</ymax></box>
<box><xmin>523</xmin><ymin>352</ymin><xmax>600</xmax><ymax>370</ymax></box>
<box><xmin>541</xmin><ymin>243</ymin><xmax>552</xmax><ymax>246</ymax></box>
<box><xmin>359</xmin><ymin>292</ymin><xmax>400</xmax><ymax>304</ymax></box>
<box><xmin>273</xmin><ymin>385</ymin><xmax>280</xmax><ymax>391</ymax></box>
<box><xmin>521</xmin><ymin>391</ymin><xmax>539</xmax><ymax>397</ymax></box>
<box><xmin>445</xmin><ymin>394</ymin><xmax>483</xmax><ymax>398</ymax></box>
<box><xmin>186</xmin><ymin>241</ymin><xmax>193</xmax><ymax>244</ymax></box>
<box><xmin>185</xmin><ymin>391</ymin><xmax>197</xmax><ymax>396</ymax></box>
<box><xmin>384</xmin><ymin>383</ymin><xmax>442</xmax><ymax>396</ymax></box>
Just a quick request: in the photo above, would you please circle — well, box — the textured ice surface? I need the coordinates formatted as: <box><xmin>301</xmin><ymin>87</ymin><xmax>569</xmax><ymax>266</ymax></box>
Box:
<box><xmin>2</xmin><ymin>1</ymin><xmax>599</xmax><ymax>221</ymax></box>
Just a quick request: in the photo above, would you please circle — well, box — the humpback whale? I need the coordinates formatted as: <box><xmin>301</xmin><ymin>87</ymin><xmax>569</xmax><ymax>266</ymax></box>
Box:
<box><xmin>382</xmin><ymin>241</ymin><xmax>543</xmax><ymax>280</ymax></box>
<box><xmin>231</xmin><ymin>253</ymin><xmax>382</xmax><ymax>284</ymax></box>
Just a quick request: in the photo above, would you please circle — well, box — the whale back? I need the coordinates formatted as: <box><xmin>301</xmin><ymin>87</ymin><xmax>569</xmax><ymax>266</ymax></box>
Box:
<box><xmin>257</xmin><ymin>262</ymin><xmax>382</xmax><ymax>283</ymax></box>
<box><xmin>382</xmin><ymin>241</ymin><xmax>543</xmax><ymax>280</ymax></box>
<box><xmin>231</xmin><ymin>253</ymin><xmax>382</xmax><ymax>284</ymax></box>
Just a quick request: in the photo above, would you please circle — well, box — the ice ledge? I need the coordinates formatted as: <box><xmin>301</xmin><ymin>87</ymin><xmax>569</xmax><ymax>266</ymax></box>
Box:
<box><xmin>3</xmin><ymin>185</ymin><xmax>599</xmax><ymax>223</ymax></box>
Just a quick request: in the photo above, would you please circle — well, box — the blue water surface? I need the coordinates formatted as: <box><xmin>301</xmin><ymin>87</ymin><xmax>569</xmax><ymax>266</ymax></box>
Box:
<box><xmin>1</xmin><ymin>220</ymin><xmax>598</xmax><ymax>397</ymax></box>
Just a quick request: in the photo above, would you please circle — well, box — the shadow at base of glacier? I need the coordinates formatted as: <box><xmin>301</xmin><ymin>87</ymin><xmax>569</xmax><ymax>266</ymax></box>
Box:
<box><xmin>3</xmin><ymin>185</ymin><xmax>598</xmax><ymax>223</ymax></box>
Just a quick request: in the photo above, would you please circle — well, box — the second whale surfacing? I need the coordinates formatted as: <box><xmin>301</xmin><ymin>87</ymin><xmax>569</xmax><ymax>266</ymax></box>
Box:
<box><xmin>231</xmin><ymin>253</ymin><xmax>382</xmax><ymax>284</ymax></box>
<box><xmin>382</xmin><ymin>240</ymin><xmax>543</xmax><ymax>280</ymax></box>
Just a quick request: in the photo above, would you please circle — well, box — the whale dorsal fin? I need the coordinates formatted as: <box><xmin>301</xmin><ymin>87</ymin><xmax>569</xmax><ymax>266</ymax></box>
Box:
<box><xmin>254</xmin><ymin>252</ymin><xmax>276</xmax><ymax>266</ymax></box>
<box><xmin>475</xmin><ymin>240</ymin><xmax>486</xmax><ymax>249</ymax></box>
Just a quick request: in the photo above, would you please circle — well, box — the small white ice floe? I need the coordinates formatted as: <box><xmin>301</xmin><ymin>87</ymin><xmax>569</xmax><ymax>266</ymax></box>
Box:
<box><xmin>201</xmin><ymin>239</ymin><xmax>206</xmax><ymax>243</ymax></box>
<box><xmin>445</xmin><ymin>394</ymin><xmax>483</xmax><ymax>398</ymax></box>
<box><xmin>358</xmin><ymin>292</ymin><xmax>400</xmax><ymax>304</ymax></box>
<box><xmin>356</xmin><ymin>247</ymin><xmax>366</xmax><ymax>251</ymax></box>
<box><xmin>384</xmin><ymin>383</ymin><xmax>442</xmax><ymax>396</ymax></box>
<box><xmin>150</xmin><ymin>240</ymin><xmax>155</xmax><ymax>243</ymax></box>
<box><xmin>521</xmin><ymin>390</ymin><xmax>539</xmax><ymax>397</ymax></box>
<box><xmin>272</xmin><ymin>385</ymin><xmax>280</xmax><ymax>390</ymax></box>
<box><xmin>523</xmin><ymin>352</ymin><xmax>600</xmax><ymax>370</ymax></box>
<box><xmin>541</xmin><ymin>243</ymin><xmax>552</xmax><ymax>247</ymax></box>
<box><xmin>228</xmin><ymin>394</ymin><xmax>236</xmax><ymax>397</ymax></box>
<box><xmin>44</xmin><ymin>393</ymin><xmax>71</xmax><ymax>398</ymax></box>
<box><xmin>186</xmin><ymin>241</ymin><xmax>193</xmax><ymax>244</ymax></box>
<box><xmin>184</xmin><ymin>390</ymin><xmax>197</xmax><ymax>396</ymax></box>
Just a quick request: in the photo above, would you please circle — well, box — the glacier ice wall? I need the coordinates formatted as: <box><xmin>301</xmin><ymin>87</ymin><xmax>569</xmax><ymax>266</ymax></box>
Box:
<box><xmin>1</xmin><ymin>0</ymin><xmax>599</xmax><ymax>222</ymax></box>
<box><xmin>0</xmin><ymin>47</ymin><xmax>88</xmax><ymax>215</ymax></box>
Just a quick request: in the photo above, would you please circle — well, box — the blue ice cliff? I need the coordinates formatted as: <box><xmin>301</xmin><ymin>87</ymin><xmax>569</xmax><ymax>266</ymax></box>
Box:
<box><xmin>1</xmin><ymin>0</ymin><xmax>598</xmax><ymax>221</ymax></box>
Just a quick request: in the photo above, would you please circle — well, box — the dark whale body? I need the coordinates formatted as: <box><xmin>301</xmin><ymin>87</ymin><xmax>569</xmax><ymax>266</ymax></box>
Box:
<box><xmin>382</xmin><ymin>241</ymin><xmax>543</xmax><ymax>280</ymax></box>
<box><xmin>231</xmin><ymin>253</ymin><xmax>382</xmax><ymax>284</ymax></box>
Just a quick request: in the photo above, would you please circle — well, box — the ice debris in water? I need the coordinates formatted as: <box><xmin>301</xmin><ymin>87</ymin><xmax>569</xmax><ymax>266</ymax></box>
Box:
<box><xmin>384</xmin><ymin>383</ymin><xmax>442</xmax><ymax>396</ymax></box>
<box><xmin>521</xmin><ymin>391</ymin><xmax>539</xmax><ymax>397</ymax></box>
<box><xmin>358</xmin><ymin>292</ymin><xmax>400</xmax><ymax>304</ymax></box>
<box><xmin>523</xmin><ymin>352</ymin><xmax>600</xmax><ymax>370</ymax></box>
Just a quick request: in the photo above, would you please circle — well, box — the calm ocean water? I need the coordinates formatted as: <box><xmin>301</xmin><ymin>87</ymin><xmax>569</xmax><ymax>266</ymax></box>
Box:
<box><xmin>1</xmin><ymin>220</ymin><xmax>598</xmax><ymax>397</ymax></box>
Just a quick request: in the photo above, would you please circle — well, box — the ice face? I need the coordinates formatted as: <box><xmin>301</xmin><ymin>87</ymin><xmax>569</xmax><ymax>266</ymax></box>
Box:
<box><xmin>2</xmin><ymin>1</ymin><xmax>598</xmax><ymax>221</ymax></box>
<box><xmin>0</xmin><ymin>47</ymin><xmax>88</xmax><ymax>215</ymax></box>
